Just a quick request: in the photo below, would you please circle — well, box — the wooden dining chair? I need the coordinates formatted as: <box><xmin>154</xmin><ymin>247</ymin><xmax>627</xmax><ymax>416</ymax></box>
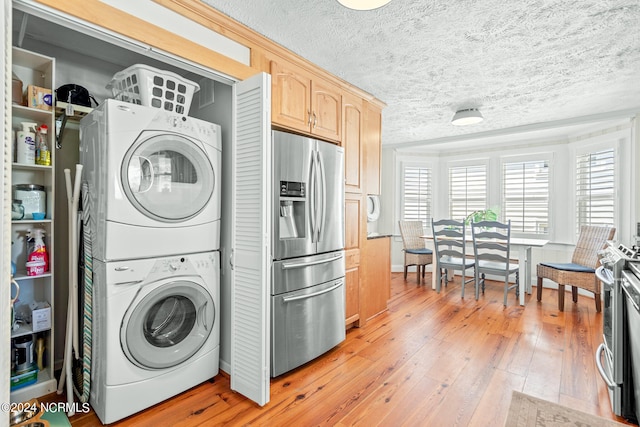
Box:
<box><xmin>431</xmin><ymin>218</ymin><xmax>475</xmax><ymax>297</ymax></box>
<box><xmin>471</xmin><ymin>220</ymin><xmax>519</xmax><ymax>306</ymax></box>
<box><xmin>536</xmin><ymin>225</ymin><xmax>615</xmax><ymax>311</ymax></box>
<box><xmin>398</xmin><ymin>220</ymin><xmax>433</xmax><ymax>285</ymax></box>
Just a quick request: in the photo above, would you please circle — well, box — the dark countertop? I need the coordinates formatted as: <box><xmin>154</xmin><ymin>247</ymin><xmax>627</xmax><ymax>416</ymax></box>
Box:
<box><xmin>367</xmin><ymin>233</ymin><xmax>392</xmax><ymax>240</ymax></box>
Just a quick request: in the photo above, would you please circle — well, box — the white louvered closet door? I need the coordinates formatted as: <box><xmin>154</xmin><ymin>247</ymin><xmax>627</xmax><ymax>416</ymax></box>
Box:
<box><xmin>1</xmin><ymin>1</ymin><xmax>10</xmax><ymax>419</ymax></box>
<box><xmin>231</xmin><ymin>72</ymin><xmax>272</xmax><ymax>406</ymax></box>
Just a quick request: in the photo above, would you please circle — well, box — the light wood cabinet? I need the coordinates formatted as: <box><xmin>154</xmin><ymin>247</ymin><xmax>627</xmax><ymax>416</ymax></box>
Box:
<box><xmin>343</xmin><ymin>99</ymin><xmax>385</xmax><ymax>327</ymax></box>
<box><xmin>361</xmin><ymin>237</ymin><xmax>391</xmax><ymax>321</ymax></box>
<box><xmin>345</xmin><ymin>251</ymin><xmax>360</xmax><ymax>326</ymax></box>
<box><xmin>271</xmin><ymin>58</ymin><xmax>341</xmax><ymax>142</ymax></box>
<box><xmin>363</xmin><ymin>102</ymin><xmax>382</xmax><ymax>195</ymax></box>
<box><xmin>344</xmin><ymin>194</ymin><xmax>363</xmax><ymax>327</ymax></box>
<box><xmin>311</xmin><ymin>79</ymin><xmax>342</xmax><ymax>142</ymax></box>
<box><xmin>343</xmin><ymin>93</ymin><xmax>363</xmax><ymax>194</ymax></box>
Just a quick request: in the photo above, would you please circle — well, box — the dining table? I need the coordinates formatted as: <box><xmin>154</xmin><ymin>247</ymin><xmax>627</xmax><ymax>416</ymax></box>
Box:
<box><xmin>422</xmin><ymin>235</ymin><xmax>549</xmax><ymax>306</ymax></box>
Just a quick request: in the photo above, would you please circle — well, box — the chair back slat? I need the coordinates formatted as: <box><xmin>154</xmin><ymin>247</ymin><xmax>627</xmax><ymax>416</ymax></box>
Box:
<box><xmin>439</xmin><ymin>248</ymin><xmax>464</xmax><ymax>258</ymax></box>
<box><xmin>475</xmin><ymin>241</ymin><xmax>508</xmax><ymax>252</ymax></box>
<box><xmin>473</xmin><ymin>230</ymin><xmax>507</xmax><ymax>241</ymax></box>
<box><xmin>571</xmin><ymin>225</ymin><xmax>616</xmax><ymax>268</ymax></box>
<box><xmin>438</xmin><ymin>229</ymin><xmax>465</xmax><ymax>240</ymax></box>
<box><xmin>477</xmin><ymin>253</ymin><xmax>509</xmax><ymax>263</ymax></box>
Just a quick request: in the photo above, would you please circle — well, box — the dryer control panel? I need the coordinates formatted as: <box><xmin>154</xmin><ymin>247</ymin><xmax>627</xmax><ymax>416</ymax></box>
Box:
<box><xmin>150</xmin><ymin>252</ymin><xmax>217</xmax><ymax>278</ymax></box>
<box><xmin>154</xmin><ymin>114</ymin><xmax>220</xmax><ymax>142</ymax></box>
<box><xmin>107</xmin><ymin>251</ymin><xmax>219</xmax><ymax>286</ymax></box>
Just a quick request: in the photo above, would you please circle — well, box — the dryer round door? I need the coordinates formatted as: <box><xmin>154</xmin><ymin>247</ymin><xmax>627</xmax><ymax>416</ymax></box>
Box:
<box><xmin>121</xmin><ymin>280</ymin><xmax>215</xmax><ymax>370</ymax></box>
<box><xmin>121</xmin><ymin>133</ymin><xmax>214</xmax><ymax>222</ymax></box>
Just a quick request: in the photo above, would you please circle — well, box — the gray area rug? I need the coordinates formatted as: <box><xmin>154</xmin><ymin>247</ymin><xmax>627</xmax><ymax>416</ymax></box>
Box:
<box><xmin>505</xmin><ymin>391</ymin><xmax>627</xmax><ymax>426</ymax></box>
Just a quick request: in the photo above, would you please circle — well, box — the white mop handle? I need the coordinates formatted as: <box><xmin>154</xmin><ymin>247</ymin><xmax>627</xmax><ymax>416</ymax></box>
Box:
<box><xmin>71</xmin><ymin>165</ymin><xmax>83</xmax><ymax>355</ymax></box>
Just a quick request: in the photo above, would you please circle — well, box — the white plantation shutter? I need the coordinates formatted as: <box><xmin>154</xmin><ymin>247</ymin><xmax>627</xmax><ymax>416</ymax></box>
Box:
<box><xmin>402</xmin><ymin>165</ymin><xmax>431</xmax><ymax>228</ymax></box>
<box><xmin>502</xmin><ymin>160</ymin><xmax>549</xmax><ymax>234</ymax></box>
<box><xmin>2</xmin><ymin>1</ymin><xmax>10</xmax><ymax>412</ymax></box>
<box><xmin>449</xmin><ymin>165</ymin><xmax>487</xmax><ymax>221</ymax></box>
<box><xmin>576</xmin><ymin>148</ymin><xmax>615</xmax><ymax>231</ymax></box>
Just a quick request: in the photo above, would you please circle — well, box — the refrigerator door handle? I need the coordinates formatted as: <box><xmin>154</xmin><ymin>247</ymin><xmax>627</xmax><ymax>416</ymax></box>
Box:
<box><xmin>281</xmin><ymin>252</ymin><xmax>344</xmax><ymax>270</ymax></box>
<box><xmin>309</xmin><ymin>151</ymin><xmax>317</xmax><ymax>242</ymax></box>
<box><xmin>282</xmin><ymin>281</ymin><xmax>343</xmax><ymax>303</ymax></box>
<box><xmin>317</xmin><ymin>150</ymin><xmax>327</xmax><ymax>241</ymax></box>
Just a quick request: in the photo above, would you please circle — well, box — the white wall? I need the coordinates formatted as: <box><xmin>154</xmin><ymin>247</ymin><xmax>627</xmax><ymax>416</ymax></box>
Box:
<box><xmin>190</xmin><ymin>82</ymin><xmax>234</xmax><ymax>374</ymax></box>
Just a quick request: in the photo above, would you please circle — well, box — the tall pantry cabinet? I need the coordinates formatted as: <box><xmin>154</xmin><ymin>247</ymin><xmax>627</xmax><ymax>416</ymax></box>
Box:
<box><xmin>342</xmin><ymin>93</ymin><xmax>364</xmax><ymax>327</ymax></box>
<box><xmin>10</xmin><ymin>47</ymin><xmax>57</xmax><ymax>402</ymax></box>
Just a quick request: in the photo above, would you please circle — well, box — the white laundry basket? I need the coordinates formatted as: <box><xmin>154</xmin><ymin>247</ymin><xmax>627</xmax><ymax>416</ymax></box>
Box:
<box><xmin>107</xmin><ymin>64</ymin><xmax>199</xmax><ymax>115</ymax></box>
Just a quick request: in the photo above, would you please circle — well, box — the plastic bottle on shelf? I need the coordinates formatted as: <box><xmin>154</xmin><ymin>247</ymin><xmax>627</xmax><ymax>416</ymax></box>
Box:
<box><xmin>36</xmin><ymin>124</ymin><xmax>50</xmax><ymax>166</ymax></box>
<box><xmin>16</xmin><ymin>122</ymin><xmax>37</xmax><ymax>165</ymax></box>
<box><xmin>26</xmin><ymin>228</ymin><xmax>49</xmax><ymax>274</ymax></box>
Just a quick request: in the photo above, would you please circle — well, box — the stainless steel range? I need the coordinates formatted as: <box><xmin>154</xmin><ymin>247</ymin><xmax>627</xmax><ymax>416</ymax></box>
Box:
<box><xmin>622</xmin><ymin>260</ymin><xmax>640</xmax><ymax>423</ymax></box>
<box><xmin>596</xmin><ymin>242</ymin><xmax>639</xmax><ymax>422</ymax></box>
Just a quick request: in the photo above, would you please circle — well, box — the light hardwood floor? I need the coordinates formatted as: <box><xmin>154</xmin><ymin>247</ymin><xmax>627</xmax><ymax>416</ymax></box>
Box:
<box><xmin>53</xmin><ymin>272</ymin><xmax>631</xmax><ymax>426</ymax></box>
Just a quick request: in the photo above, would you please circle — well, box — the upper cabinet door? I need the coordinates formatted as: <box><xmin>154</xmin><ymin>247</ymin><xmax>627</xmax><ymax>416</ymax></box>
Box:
<box><xmin>271</xmin><ymin>60</ymin><xmax>311</xmax><ymax>133</ymax></box>
<box><xmin>311</xmin><ymin>79</ymin><xmax>341</xmax><ymax>142</ymax></box>
<box><xmin>270</xmin><ymin>56</ymin><xmax>342</xmax><ymax>143</ymax></box>
<box><xmin>363</xmin><ymin>102</ymin><xmax>382</xmax><ymax>195</ymax></box>
<box><xmin>342</xmin><ymin>93</ymin><xmax>363</xmax><ymax>193</ymax></box>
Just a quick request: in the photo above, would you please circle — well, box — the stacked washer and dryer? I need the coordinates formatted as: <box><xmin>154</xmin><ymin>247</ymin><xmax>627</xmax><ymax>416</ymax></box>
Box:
<box><xmin>79</xmin><ymin>86</ymin><xmax>222</xmax><ymax>423</ymax></box>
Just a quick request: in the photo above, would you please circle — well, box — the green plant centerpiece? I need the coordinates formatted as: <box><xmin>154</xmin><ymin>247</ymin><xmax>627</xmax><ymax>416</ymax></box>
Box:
<box><xmin>464</xmin><ymin>206</ymin><xmax>500</xmax><ymax>225</ymax></box>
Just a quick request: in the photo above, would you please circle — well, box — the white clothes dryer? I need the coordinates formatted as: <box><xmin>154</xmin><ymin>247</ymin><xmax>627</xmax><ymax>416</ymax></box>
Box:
<box><xmin>90</xmin><ymin>251</ymin><xmax>220</xmax><ymax>424</ymax></box>
<box><xmin>80</xmin><ymin>99</ymin><xmax>221</xmax><ymax>261</ymax></box>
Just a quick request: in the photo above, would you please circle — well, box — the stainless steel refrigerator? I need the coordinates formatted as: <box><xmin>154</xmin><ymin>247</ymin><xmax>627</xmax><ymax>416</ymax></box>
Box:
<box><xmin>271</xmin><ymin>130</ymin><xmax>346</xmax><ymax>377</ymax></box>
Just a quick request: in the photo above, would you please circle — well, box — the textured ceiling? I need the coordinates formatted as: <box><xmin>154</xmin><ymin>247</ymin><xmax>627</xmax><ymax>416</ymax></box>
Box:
<box><xmin>202</xmin><ymin>0</ymin><xmax>640</xmax><ymax>148</ymax></box>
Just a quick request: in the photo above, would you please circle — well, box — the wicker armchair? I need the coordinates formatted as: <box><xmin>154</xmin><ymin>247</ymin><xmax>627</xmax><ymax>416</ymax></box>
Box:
<box><xmin>398</xmin><ymin>220</ymin><xmax>433</xmax><ymax>285</ymax></box>
<box><xmin>536</xmin><ymin>225</ymin><xmax>615</xmax><ymax>311</ymax></box>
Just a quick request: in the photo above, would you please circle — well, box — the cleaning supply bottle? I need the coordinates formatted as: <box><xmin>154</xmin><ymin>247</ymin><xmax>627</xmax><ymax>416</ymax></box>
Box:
<box><xmin>36</xmin><ymin>125</ymin><xmax>50</xmax><ymax>166</ymax></box>
<box><xmin>16</xmin><ymin>122</ymin><xmax>37</xmax><ymax>165</ymax></box>
<box><xmin>26</xmin><ymin>228</ymin><xmax>49</xmax><ymax>273</ymax></box>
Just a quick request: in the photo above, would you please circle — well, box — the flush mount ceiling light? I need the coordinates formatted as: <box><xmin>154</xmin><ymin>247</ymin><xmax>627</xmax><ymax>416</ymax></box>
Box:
<box><xmin>337</xmin><ymin>0</ymin><xmax>392</xmax><ymax>10</ymax></box>
<box><xmin>451</xmin><ymin>108</ymin><xmax>484</xmax><ymax>126</ymax></box>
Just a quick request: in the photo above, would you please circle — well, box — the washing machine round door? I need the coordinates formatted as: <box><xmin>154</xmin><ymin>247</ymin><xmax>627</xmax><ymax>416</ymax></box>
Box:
<box><xmin>121</xmin><ymin>280</ymin><xmax>215</xmax><ymax>369</ymax></box>
<box><xmin>121</xmin><ymin>133</ymin><xmax>214</xmax><ymax>222</ymax></box>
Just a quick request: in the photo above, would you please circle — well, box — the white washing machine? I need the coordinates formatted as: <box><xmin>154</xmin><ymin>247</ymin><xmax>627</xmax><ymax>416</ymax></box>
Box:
<box><xmin>80</xmin><ymin>99</ymin><xmax>222</xmax><ymax>261</ymax></box>
<box><xmin>90</xmin><ymin>251</ymin><xmax>220</xmax><ymax>424</ymax></box>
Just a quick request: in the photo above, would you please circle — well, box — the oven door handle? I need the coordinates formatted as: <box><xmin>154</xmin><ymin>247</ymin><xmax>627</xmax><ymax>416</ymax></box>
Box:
<box><xmin>595</xmin><ymin>342</ymin><xmax>617</xmax><ymax>389</ymax></box>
